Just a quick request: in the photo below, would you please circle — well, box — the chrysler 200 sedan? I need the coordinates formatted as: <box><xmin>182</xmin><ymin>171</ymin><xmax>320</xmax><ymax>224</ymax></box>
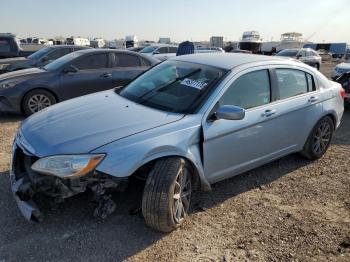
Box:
<box><xmin>10</xmin><ymin>53</ymin><xmax>344</xmax><ymax>232</ymax></box>
<box><xmin>0</xmin><ymin>49</ymin><xmax>159</xmax><ymax>115</ymax></box>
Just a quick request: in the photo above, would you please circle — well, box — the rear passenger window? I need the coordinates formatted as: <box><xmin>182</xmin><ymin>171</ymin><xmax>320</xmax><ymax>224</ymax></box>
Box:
<box><xmin>114</xmin><ymin>54</ymin><xmax>140</xmax><ymax>67</ymax></box>
<box><xmin>220</xmin><ymin>70</ymin><xmax>271</xmax><ymax>109</ymax></box>
<box><xmin>157</xmin><ymin>47</ymin><xmax>168</xmax><ymax>54</ymax></box>
<box><xmin>73</xmin><ymin>53</ymin><xmax>108</xmax><ymax>70</ymax></box>
<box><xmin>276</xmin><ymin>69</ymin><xmax>310</xmax><ymax>99</ymax></box>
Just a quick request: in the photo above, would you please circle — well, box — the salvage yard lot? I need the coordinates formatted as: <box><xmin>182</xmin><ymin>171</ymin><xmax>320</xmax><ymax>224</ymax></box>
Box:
<box><xmin>0</xmin><ymin>62</ymin><xmax>349</xmax><ymax>261</ymax></box>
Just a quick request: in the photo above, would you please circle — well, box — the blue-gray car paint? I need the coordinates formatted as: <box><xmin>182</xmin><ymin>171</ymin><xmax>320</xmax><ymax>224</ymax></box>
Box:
<box><xmin>17</xmin><ymin>55</ymin><xmax>344</xmax><ymax>192</ymax></box>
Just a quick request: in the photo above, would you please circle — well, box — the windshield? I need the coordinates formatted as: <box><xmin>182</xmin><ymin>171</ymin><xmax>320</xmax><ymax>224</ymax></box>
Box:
<box><xmin>140</xmin><ymin>46</ymin><xmax>157</xmax><ymax>53</ymax></box>
<box><xmin>119</xmin><ymin>60</ymin><xmax>227</xmax><ymax>113</ymax></box>
<box><xmin>28</xmin><ymin>47</ymin><xmax>51</xmax><ymax>60</ymax></box>
<box><xmin>276</xmin><ymin>50</ymin><xmax>298</xmax><ymax>57</ymax></box>
<box><xmin>44</xmin><ymin>51</ymin><xmax>82</xmax><ymax>71</ymax></box>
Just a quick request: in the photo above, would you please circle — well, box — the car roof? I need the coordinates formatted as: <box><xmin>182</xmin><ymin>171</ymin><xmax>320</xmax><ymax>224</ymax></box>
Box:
<box><xmin>150</xmin><ymin>44</ymin><xmax>178</xmax><ymax>48</ymax></box>
<box><xmin>72</xmin><ymin>48</ymin><xmax>160</xmax><ymax>64</ymax></box>
<box><xmin>74</xmin><ymin>48</ymin><xmax>136</xmax><ymax>54</ymax></box>
<box><xmin>47</xmin><ymin>45</ymin><xmax>91</xmax><ymax>49</ymax></box>
<box><xmin>171</xmin><ymin>53</ymin><xmax>290</xmax><ymax>70</ymax></box>
<box><xmin>281</xmin><ymin>48</ymin><xmax>315</xmax><ymax>52</ymax></box>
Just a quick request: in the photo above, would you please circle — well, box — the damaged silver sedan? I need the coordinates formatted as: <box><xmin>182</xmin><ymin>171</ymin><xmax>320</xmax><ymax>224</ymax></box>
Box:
<box><xmin>10</xmin><ymin>53</ymin><xmax>344</xmax><ymax>232</ymax></box>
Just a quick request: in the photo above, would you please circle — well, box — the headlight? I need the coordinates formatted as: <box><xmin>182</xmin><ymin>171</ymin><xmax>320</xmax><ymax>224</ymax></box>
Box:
<box><xmin>0</xmin><ymin>80</ymin><xmax>21</xmax><ymax>89</ymax></box>
<box><xmin>31</xmin><ymin>154</ymin><xmax>105</xmax><ymax>178</ymax></box>
<box><xmin>0</xmin><ymin>64</ymin><xmax>10</xmax><ymax>70</ymax></box>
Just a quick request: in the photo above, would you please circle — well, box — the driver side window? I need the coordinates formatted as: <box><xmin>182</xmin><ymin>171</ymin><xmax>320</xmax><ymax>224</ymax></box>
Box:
<box><xmin>220</xmin><ymin>70</ymin><xmax>271</xmax><ymax>109</ymax></box>
<box><xmin>72</xmin><ymin>53</ymin><xmax>108</xmax><ymax>70</ymax></box>
<box><xmin>157</xmin><ymin>47</ymin><xmax>168</xmax><ymax>54</ymax></box>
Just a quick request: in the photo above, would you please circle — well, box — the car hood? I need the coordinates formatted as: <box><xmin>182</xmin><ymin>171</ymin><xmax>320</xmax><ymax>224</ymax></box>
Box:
<box><xmin>19</xmin><ymin>90</ymin><xmax>184</xmax><ymax>157</ymax></box>
<box><xmin>337</xmin><ymin>63</ymin><xmax>350</xmax><ymax>69</ymax></box>
<box><xmin>0</xmin><ymin>67</ymin><xmax>45</xmax><ymax>81</ymax></box>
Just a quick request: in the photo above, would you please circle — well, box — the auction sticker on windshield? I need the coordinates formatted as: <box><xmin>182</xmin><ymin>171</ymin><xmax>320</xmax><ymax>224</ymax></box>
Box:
<box><xmin>180</xmin><ymin>78</ymin><xmax>208</xmax><ymax>90</ymax></box>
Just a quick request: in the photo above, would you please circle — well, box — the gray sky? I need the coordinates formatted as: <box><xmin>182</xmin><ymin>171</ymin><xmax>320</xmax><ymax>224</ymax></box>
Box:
<box><xmin>1</xmin><ymin>0</ymin><xmax>349</xmax><ymax>43</ymax></box>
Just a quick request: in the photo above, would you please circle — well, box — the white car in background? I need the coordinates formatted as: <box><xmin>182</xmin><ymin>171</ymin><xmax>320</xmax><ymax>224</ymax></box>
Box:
<box><xmin>331</xmin><ymin>58</ymin><xmax>350</xmax><ymax>79</ymax></box>
<box><xmin>140</xmin><ymin>44</ymin><xmax>178</xmax><ymax>61</ymax></box>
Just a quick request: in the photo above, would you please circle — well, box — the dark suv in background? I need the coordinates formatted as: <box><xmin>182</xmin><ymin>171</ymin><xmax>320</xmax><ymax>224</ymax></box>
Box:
<box><xmin>0</xmin><ymin>33</ymin><xmax>25</xmax><ymax>59</ymax></box>
<box><xmin>0</xmin><ymin>45</ymin><xmax>90</xmax><ymax>74</ymax></box>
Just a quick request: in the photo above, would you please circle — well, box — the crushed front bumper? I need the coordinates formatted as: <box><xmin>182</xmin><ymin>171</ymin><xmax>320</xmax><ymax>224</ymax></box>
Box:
<box><xmin>10</xmin><ymin>137</ymin><xmax>127</xmax><ymax>222</ymax></box>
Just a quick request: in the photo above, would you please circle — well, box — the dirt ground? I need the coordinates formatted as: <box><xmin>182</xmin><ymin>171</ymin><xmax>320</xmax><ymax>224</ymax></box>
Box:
<box><xmin>0</xmin><ymin>63</ymin><xmax>349</xmax><ymax>262</ymax></box>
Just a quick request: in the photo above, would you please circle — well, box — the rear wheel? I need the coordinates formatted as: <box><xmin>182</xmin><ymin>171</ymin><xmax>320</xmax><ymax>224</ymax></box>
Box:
<box><xmin>22</xmin><ymin>89</ymin><xmax>56</xmax><ymax>116</ymax></box>
<box><xmin>315</xmin><ymin>63</ymin><xmax>320</xmax><ymax>70</ymax></box>
<box><xmin>301</xmin><ymin>116</ymin><xmax>334</xmax><ymax>160</ymax></box>
<box><xmin>142</xmin><ymin>157</ymin><xmax>192</xmax><ymax>232</ymax></box>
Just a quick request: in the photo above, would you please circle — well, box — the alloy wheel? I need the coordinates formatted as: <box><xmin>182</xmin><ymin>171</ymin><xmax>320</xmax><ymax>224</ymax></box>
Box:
<box><xmin>312</xmin><ymin>120</ymin><xmax>331</xmax><ymax>155</ymax></box>
<box><xmin>172</xmin><ymin>166</ymin><xmax>192</xmax><ymax>223</ymax></box>
<box><xmin>28</xmin><ymin>94</ymin><xmax>52</xmax><ymax>113</ymax></box>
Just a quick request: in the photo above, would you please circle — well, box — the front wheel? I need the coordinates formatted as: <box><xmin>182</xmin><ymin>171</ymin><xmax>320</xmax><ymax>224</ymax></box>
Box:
<box><xmin>142</xmin><ymin>157</ymin><xmax>192</xmax><ymax>232</ymax></box>
<box><xmin>301</xmin><ymin>116</ymin><xmax>334</xmax><ymax>160</ymax></box>
<box><xmin>22</xmin><ymin>89</ymin><xmax>56</xmax><ymax>116</ymax></box>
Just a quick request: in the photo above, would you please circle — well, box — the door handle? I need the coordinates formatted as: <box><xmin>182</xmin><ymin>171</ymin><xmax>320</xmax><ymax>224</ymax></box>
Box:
<box><xmin>308</xmin><ymin>96</ymin><xmax>319</xmax><ymax>103</ymax></box>
<box><xmin>261</xmin><ymin>109</ymin><xmax>276</xmax><ymax>117</ymax></box>
<box><xmin>100</xmin><ymin>73</ymin><xmax>112</xmax><ymax>78</ymax></box>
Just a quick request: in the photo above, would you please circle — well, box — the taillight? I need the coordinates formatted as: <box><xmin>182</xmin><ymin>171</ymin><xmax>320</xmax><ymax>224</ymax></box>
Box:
<box><xmin>340</xmin><ymin>87</ymin><xmax>345</xmax><ymax>99</ymax></box>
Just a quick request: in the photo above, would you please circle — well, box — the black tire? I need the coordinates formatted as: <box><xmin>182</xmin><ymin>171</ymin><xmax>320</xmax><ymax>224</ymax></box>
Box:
<box><xmin>316</xmin><ymin>63</ymin><xmax>320</xmax><ymax>70</ymax></box>
<box><xmin>301</xmin><ymin>116</ymin><xmax>334</xmax><ymax>160</ymax></box>
<box><xmin>142</xmin><ymin>157</ymin><xmax>192</xmax><ymax>232</ymax></box>
<box><xmin>22</xmin><ymin>89</ymin><xmax>56</xmax><ymax>116</ymax></box>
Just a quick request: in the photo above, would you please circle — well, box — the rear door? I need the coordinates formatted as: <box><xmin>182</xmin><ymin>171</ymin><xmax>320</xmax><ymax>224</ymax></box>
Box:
<box><xmin>110</xmin><ymin>53</ymin><xmax>148</xmax><ymax>87</ymax></box>
<box><xmin>59</xmin><ymin>53</ymin><xmax>113</xmax><ymax>99</ymax></box>
<box><xmin>270</xmin><ymin>67</ymin><xmax>323</xmax><ymax>148</ymax></box>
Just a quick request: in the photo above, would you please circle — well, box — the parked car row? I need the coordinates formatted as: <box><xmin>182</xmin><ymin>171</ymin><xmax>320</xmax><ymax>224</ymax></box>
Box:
<box><xmin>8</xmin><ymin>53</ymin><xmax>345</xmax><ymax>232</ymax></box>
<box><xmin>0</xmin><ymin>49</ymin><xmax>159</xmax><ymax>115</ymax></box>
<box><xmin>0</xmin><ymin>45</ymin><xmax>90</xmax><ymax>74</ymax></box>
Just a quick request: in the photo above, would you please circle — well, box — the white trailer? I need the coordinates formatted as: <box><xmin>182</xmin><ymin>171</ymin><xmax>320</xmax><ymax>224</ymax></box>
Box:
<box><xmin>66</xmin><ymin>37</ymin><xmax>90</xmax><ymax>46</ymax></box>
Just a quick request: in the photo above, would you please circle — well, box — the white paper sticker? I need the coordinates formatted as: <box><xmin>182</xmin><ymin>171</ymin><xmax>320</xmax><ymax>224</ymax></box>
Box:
<box><xmin>180</xmin><ymin>78</ymin><xmax>208</xmax><ymax>90</ymax></box>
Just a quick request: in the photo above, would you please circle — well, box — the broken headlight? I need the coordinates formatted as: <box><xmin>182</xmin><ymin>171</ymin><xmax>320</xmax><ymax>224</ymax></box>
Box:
<box><xmin>31</xmin><ymin>154</ymin><xmax>105</xmax><ymax>178</ymax></box>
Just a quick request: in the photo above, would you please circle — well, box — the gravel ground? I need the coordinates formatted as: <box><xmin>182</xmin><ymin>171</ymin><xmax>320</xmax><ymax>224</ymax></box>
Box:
<box><xmin>0</xmin><ymin>63</ymin><xmax>349</xmax><ymax>262</ymax></box>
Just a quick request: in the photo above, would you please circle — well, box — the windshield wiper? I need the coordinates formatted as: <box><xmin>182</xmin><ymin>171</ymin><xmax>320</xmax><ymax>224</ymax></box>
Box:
<box><xmin>138</xmin><ymin>68</ymin><xmax>202</xmax><ymax>100</ymax></box>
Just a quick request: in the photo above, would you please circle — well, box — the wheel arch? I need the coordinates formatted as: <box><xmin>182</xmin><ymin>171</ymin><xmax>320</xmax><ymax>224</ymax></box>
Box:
<box><xmin>131</xmin><ymin>153</ymin><xmax>211</xmax><ymax>192</ymax></box>
<box><xmin>20</xmin><ymin>87</ymin><xmax>59</xmax><ymax>113</ymax></box>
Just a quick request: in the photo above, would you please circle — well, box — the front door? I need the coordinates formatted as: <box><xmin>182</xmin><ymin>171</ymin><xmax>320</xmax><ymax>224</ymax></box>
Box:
<box><xmin>59</xmin><ymin>53</ymin><xmax>113</xmax><ymax>100</ymax></box>
<box><xmin>202</xmin><ymin>68</ymin><xmax>291</xmax><ymax>184</ymax></box>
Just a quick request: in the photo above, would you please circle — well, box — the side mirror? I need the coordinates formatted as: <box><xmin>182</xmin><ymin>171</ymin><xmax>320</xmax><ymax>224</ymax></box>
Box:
<box><xmin>113</xmin><ymin>86</ymin><xmax>123</xmax><ymax>91</ymax></box>
<box><xmin>63</xmin><ymin>65</ymin><xmax>78</xmax><ymax>73</ymax></box>
<box><xmin>296</xmin><ymin>55</ymin><xmax>302</xmax><ymax>59</ymax></box>
<box><xmin>215</xmin><ymin>105</ymin><xmax>245</xmax><ymax>120</ymax></box>
<box><xmin>153</xmin><ymin>51</ymin><xmax>160</xmax><ymax>54</ymax></box>
<box><xmin>41</xmin><ymin>56</ymin><xmax>49</xmax><ymax>62</ymax></box>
